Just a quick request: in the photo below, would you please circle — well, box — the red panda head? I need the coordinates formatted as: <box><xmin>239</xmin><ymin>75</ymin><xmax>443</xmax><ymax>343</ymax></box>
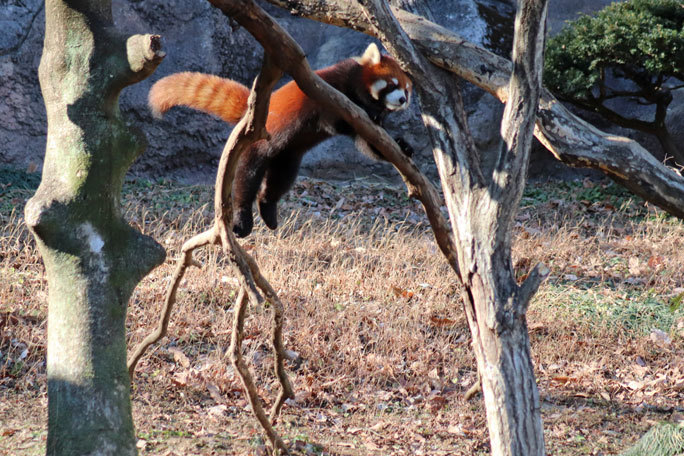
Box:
<box><xmin>357</xmin><ymin>43</ymin><xmax>413</xmax><ymax>112</ymax></box>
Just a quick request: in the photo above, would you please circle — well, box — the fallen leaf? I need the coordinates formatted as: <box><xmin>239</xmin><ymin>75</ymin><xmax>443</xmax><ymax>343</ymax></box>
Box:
<box><xmin>447</xmin><ymin>424</ymin><xmax>465</xmax><ymax>436</ymax></box>
<box><xmin>626</xmin><ymin>380</ymin><xmax>644</xmax><ymax>391</ymax></box>
<box><xmin>647</xmin><ymin>255</ymin><xmax>665</xmax><ymax>269</ymax></box>
<box><xmin>649</xmin><ymin>329</ymin><xmax>672</xmax><ymax>348</ymax></box>
<box><xmin>208</xmin><ymin>404</ymin><xmax>228</xmax><ymax>417</ymax></box>
<box><xmin>391</xmin><ymin>285</ymin><xmax>414</xmax><ymax>299</ymax></box>
<box><xmin>369</xmin><ymin>421</ymin><xmax>387</xmax><ymax>431</ymax></box>
<box><xmin>430</xmin><ymin>316</ymin><xmax>456</xmax><ymax>327</ymax></box>
<box><xmin>171</xmin><ymin>371</ymin><xmax>189</xmax><ymax>387</ymax></box>
<box><xmin>628</xmin><ymin>257</ymin><xmax>643</xmax><ymax>275</ymax></box>
<box><xmin>168</xmin><ymin>347</ymin><xmax>190</xmax><ymax>368</ymax></box>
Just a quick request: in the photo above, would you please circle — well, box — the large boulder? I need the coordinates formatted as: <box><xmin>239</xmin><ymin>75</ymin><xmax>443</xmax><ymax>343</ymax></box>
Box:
<box><xmin>4</xmin><ymin>0</ymin><xmax>672</xmax><ymax>183</ymax></box>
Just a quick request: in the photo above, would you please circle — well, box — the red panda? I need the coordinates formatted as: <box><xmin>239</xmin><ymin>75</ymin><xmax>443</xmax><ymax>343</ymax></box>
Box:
<box><xmin>149</xmin><ymin>43</ymin><xmax>413</xmax><ymax>237</ymax></box>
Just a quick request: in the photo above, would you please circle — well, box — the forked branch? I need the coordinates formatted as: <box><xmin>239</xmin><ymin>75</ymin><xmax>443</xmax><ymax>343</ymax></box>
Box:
<box><xmin>208</xmin><ymin>0</ymin><xmax>461</xmax><ymax>278</ymax></box>
<box><xmin>128</xmin><ymin>55</ymin><xmax>292</xmax><ymax>455</ymax></box>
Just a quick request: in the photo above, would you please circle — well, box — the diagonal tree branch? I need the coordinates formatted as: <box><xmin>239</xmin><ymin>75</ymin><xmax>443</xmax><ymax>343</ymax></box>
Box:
<box><xmin>208</xmin><ymin>0</ymin><xmax>462</xmax><ymax>277</ymax></box>
<box><xmin>129</xmin><ymin>53</ymin><xmax>293</xmax><ymax>455</ymax></box>
<box><xmin>264</xmin><ymin>0</ymin><xmax>684</xmax><ymax>219</ymax></box>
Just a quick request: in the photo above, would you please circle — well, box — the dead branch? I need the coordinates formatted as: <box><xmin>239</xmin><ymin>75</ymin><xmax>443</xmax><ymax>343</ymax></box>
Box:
<box><xmin>208</xmin><ymin>0</ymin><xmax>460</xmax><ymax>278</ymax></box>
<box><xmin>128</xmin><ymin>55</ymin><xmax>292</xmax><ymax>454</ymax></box>
<box><xmin>127</xmin><ymin>228</ymin><xmax>215</xmax><ymax>377</ymax></box>
<box><xmin>264</xmin><ymin>0</ymin><xmax>684</xmax><ymax>220</ymax></box>
<box><xmin>210</xmin><ymin>53</ymin><xmax>292</xmax><ymax>454</ymax></box>
<box><xmin>240</xmin><ymin>251</ymin><xmax>294</xmax><ymax>421</ymax></box>
<box><xmin>229</xmin><ymin>288</ymin><xmax>287</xmax><ymax>453</ymax></box>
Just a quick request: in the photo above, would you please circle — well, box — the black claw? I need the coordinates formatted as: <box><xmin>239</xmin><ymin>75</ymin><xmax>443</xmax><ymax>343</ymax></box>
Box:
<box><xmin>233</xmin><ymin>210</ymin><xmax>254</xmax><ymax>238</ymax></box>
<box><xmin>258</xmin><ymin>200</ymin><xmax>279</xmax><ymax>230</ymax></box>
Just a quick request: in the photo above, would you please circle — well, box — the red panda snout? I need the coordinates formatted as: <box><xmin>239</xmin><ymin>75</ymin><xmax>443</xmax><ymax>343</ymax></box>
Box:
<box><xmin>384</xmin><ymin>85</ymin><xmax>410</xmax><ymax>111</ymax></box>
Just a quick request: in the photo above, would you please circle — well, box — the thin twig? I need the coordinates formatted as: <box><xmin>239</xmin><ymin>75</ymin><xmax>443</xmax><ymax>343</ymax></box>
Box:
<box><xmin>128</xmin><ymin>228</ymin><xmax>217</xmax><ymax>377</ymax></box>
<box><xmin>230</xmin><ymin>289</ymin><xmax>289</xmax><ymax>455</ymax></box>
<box><xmin>129</xmin><ymin>53</ymin><xmax>292</xmax><ymax>454</ymax></box>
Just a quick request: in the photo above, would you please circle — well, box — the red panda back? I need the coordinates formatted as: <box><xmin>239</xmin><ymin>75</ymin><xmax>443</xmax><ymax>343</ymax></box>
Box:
<box><xmin>148</xmin><ymin>72</ymin><xmax>251</xmax><ymax>124</ymax></box>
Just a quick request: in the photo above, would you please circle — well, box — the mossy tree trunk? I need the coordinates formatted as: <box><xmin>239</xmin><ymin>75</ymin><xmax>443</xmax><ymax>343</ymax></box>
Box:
<box><xmin>24</xmin><ymin>1</ymin><xmax>165</xmax><ymax>454</ymax></box>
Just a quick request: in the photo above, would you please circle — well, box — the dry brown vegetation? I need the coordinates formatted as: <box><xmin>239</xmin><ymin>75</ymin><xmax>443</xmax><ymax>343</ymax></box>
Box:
<box><xmin>1</xmin><ymin>172</ymin><xmax>683</xmax><ymax>455</ymax></box>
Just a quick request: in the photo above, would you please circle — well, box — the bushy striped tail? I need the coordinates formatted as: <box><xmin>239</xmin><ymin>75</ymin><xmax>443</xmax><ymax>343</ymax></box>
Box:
<box><xmin>148</xmin><ymin>72</ymin><xmax>250</xmax><ymax>124</ymax></box>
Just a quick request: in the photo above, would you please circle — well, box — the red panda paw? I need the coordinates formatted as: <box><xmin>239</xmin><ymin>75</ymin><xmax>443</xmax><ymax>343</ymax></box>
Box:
<box><xmin>233</xmin><ymin>210</ymin><xmax>254</xmax><ymax>238</ymax></box>
<box><xmin>258</xmin><ymin>200</ymin><xmax>279</xmax><ymax>231</ymax></box>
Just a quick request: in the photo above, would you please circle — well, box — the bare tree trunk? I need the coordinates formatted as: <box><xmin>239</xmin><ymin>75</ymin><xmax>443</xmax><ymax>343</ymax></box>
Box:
<box><xmin>356</xmin><ymin>0</ymin><xmax>548</xmax><ymax>453</ymax></box>
<box><xmin>460</xmin><ymin>2</ymin><xmax>548</xmax><ymax>452</ymax></box>
<box><xmin>25</xmin><ymin>1</ymin><xmax>165</xmax><ymax>454</ymax></box>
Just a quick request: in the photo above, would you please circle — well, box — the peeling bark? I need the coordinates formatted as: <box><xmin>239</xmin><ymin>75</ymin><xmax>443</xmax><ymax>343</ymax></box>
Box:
<box><xmin>25</xmin><ymin>1</ymin><xmax>165</xmax><ymax>454</ymax></box>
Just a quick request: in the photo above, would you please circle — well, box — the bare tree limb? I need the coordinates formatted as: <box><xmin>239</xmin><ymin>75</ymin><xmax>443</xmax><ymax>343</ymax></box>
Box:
<box><xmin>127</xmin><ymin>228</ymin><xmax>216</xmax><ymax>377</ymax></box>
<box><xmin>264</xmin><ymin>0</ymin><xmax>684</xmax><ymax>219</ymax></box>
<box><xmin>128</xmin><ymin>53</ymin><xmax>292</xmax><ymax>454</ymax></box>
<box><xmin>211</xmin><ymin>54</ymin><xmax>292</xmax><ymax>454</ymax></box>
<box><xmin>229</xmin><ymin>288</ymin><xmax>288</xmax><ymax>454</ymax></box>
<box><xmin>208</xmin><ymin>0</ymin><xmax>461</xmax><ymax>277</ymax></box>
<box><xmin>517</xmin><ymin>262</ymin><xmax>550</xmax><ymax>315</ymax></box>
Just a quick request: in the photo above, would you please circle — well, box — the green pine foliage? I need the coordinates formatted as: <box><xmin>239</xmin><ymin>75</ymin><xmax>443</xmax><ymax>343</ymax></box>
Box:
<box><xmin>620</xmin><ymin>422</ymin><xmax>684</xmax><ymax>456</ymax></box>
<box><xmin>544</xmin><ymin>0</ymin><xmax>684</xmax><ymax>101</ymax></box>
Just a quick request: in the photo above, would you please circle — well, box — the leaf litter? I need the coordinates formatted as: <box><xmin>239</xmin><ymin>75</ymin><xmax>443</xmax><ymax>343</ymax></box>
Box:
<box><xmin>1</xmin><ymin>176</ymin><xmax>683</xmax><ymax>455</ymax></box>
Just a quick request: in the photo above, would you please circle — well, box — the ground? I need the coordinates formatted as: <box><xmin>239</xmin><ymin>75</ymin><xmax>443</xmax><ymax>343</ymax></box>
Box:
<box><xmin>1</xmin><ymin>168</ymin><xmax>683</xmax><ymax>455</ymax></box>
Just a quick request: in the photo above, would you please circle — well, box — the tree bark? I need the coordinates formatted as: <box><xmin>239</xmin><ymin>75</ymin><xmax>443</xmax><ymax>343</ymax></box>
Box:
<box><xmin>25</xmin><ymin>1</ymin><xmax>165</xmax><ymax>454</ymax></box>
<box><xmin>460</xmin><ymin>3</ymin><xmax>548</xmax><ymax>452</ymax></box>
<box><xmin>389</xmin><ymin>0</ymin><xmax>434</xmax><ymax>21</ymax></box>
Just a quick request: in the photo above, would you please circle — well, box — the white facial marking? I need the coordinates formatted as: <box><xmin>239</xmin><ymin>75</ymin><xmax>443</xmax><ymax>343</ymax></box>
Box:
<box><xmin>370</xmin><ymin>79</ymin><xmax>387</xmax><ymax>100</ymax></box>
<box><xmin>392</xmin><ymin>78</ymin><xmax>399</xmax><ymax>85</ymax></box>
<box><xmin>384</xmin><ymin>88</ymin><xmax>408</xmax><ymax>110</ymax></box>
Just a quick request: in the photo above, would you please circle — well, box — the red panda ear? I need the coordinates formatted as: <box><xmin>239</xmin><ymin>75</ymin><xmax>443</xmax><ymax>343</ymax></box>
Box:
<box><xmin>360</xmin><ymin>43</ymin><xmax>382</xmax><ymax>66</ymax></box>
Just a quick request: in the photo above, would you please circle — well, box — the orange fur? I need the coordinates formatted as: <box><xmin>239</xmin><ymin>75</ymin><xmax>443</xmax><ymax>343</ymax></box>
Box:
<box><xmin>148</xmin><ymin>45</ymin><xmax>412</xmax><ymax>238</ymax></box>
<box><xmin>148</xmin><ymin>72</ymin><xmax>250</xmax><ymax>124</ymax></box>
<box><xmin>264</xmin><ymin>81</ymin><xmax>311</xmax><ymax>134</ymax></box>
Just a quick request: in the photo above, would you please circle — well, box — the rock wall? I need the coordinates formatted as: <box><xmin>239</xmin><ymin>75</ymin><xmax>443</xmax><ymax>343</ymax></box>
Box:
<box><xmin>2</xmin><ymin>0</ymin><xmax>677</xmax><ymax>183</ymax></box>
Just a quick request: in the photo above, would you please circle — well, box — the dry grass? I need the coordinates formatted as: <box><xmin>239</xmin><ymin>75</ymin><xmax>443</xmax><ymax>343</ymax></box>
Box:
<box><xmin>1</xmin><ymin>175</ymin><xmax>683</xmax><ymax>455</ymax></box>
